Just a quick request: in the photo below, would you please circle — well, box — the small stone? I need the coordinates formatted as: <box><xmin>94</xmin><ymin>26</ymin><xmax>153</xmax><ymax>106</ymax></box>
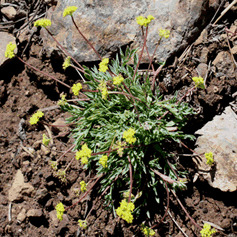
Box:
<box><xmin>17</xmin><ymin>208</ymin><xmax>27</xmax><ymax>222</ymax></box>
<box><xmin>8</xmin><ymin>170</ymin><xmax>34</xmax><ymax>202</ymax></box>
<box><xmin>27</xmin><ymin>209</ymin><xmax>43</xmax><ymax>218</ymax></box>
<box><xmin>196</xmin><ymin>63</ymin><xmax>208</xmax><ymax>79</ymax></box>
<box><xmin>1</xmin><ymin>6</ymin><xmax>17</xmax><ymax>20</ymax></box>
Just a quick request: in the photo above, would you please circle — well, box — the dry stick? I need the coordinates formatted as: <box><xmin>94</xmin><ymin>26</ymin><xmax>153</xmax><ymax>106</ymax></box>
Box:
<box><xmin>127</xmin><ymin>156</ymin><xmax>133</xmax><ymax>203</ymax></box>
<box><xmin>225</xmin><ymin>28</ymin><xmax>237</xmax><ymax>69</ymax></box>
<box><xmin>65</xmin><ymin>174</ymin><xmax>103</xmax><ymax>211</ymax></box>
<box><xmin>45</xmin><ymin>28</ymin><xmax>85</xmax><ymax>73</ymax></box>
<box><xmin>71</xmin><ymin>15</ymin><xmax>102</xmax><ymax>61</ymax></box>
<box><xmin>152</xmin><ymin>169</ymin><xmax>177</xmax><ymax>185</ymax></box>
<box><xmin>151</xmin><ymin>181</ymin><xmax>170</xmax><ymax>229</ymax></box>
<box><xmin>132</xmin><ymin>26</ymin><xmax>148</xmax><ymax>81</ymax></box>
<box><xmin>171</xmin><ymin>189</ymin><xmax>201</xmax><ymax>230</ymax></box>
<box><xmin>17</xmin><ymin>56</ymin><xmax>71</xmax><ymax>89</ymax></box>
<box><xmin>167</xmin><ymin>210</ymin><xmax>189</xmax><ymax>237</ymax></box>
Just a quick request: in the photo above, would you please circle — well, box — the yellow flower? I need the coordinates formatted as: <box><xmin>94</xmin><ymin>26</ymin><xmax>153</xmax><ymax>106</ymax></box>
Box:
<box><xmin>99</xmin><ymin>58</ymin><xmax>109</xmax><ymax>72</ymax></box>
<box><xmin>78</xmin><ymin>219</ymin><xmax>87</xmax><ymax>229</ymax></box>
<box><xmin>58</xmin><ymin>93</ymin><xmax>67</xmax><ymax>106</ymax></box>
<box><xmin>5</xmin><ymin>42</ymin><xmax>16</xmax><ymax>59</ymax></box>
<box><xmin>34</xmin><ymin>18</ymin><xmax>51</xmax><ymax>28</ymax></box>
<box><xmin>99</xmin><ymin>155</ymin><xmax>108</xmax><ymax>168</ymax></box>
<box><xmin>192</xmin><ymin>77</ymin><xmax>205</xmax><ymax>89</ymax></box>
<box><xmin>71</xmin><ymin>83</ymin><xmax>82</xmax><ymax>96</ymax></box>
<box><xmin>63</xmin><ymin>6</ymin><xmax>78</xmax><ymax>17</ymax></box>
<box><xmin>80</xmin><ymin>180</ymin><xmax>87</xmax><ymax>192</ymax></box>
<box><xmin>113</xmin><ymin>75</ymin><xmax>124</xmax><ymax>85</ymax></box>
<box><xmin>205</xmin><ymin>152</ymin><xmax>214</xmax><ymax>166</ymax></box>
<box><xmin>42</xmin><ymin>134</ymin><xmax>50</xmax><ymax>146</ymax></box>
<box><xmin>116</xmin><ymin>199</ymin><xmax>135</xmax><ymax>223</ymax></box>
<box><xmin>158</xmin><ymin>28</ymin><xmax>170</xmax><ymax>39</ymax></box>
<box><xmin>55</xmin><ymin>202</ymin><xmax>65</xmax><ymax>221</ymax></box>
<box><xmin>200</xmin><ymin>223</ymin><xmax>216</xmax><ymax>237</ymax></box>
<box><xmin>63</xmin><ymin>56</ymin><xmax>71</xmax><ymax>70</ymax></box>
<box><xmin>136</xmin><ymin>15</ymin><xmax>155</xmax><ymax>27</ymax></box>
<box><xmin>141</xmin><ymin>225</ymin><xmax>155</xmax><ymax>236</ymax></box>
<box><xmin>75</xmin><ymin>144</ymin><xmax>92</xmax><ymax>165</ymax></box>
<box><xmin>123</xmin><ymin>128</ymin><xmax>136</xmax><ymax>144</ymax></box>
<box><xmin>98</xmin><ymin>80</ymin><xmax>108</xmax><ymax>100</ymax></box>
<box><xmin>29</xmin><ymin>111</ymin><xmax>44</xmax><ymax>125</ymax></box>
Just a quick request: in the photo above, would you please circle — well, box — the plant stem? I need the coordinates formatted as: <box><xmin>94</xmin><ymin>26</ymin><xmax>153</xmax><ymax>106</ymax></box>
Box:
<box><xmin>17</xmin><ymin>56</ymin><xmax>71</xmax><ymax>88</ymax></box>
<box><xmin>132</xmin><ymin>26</ymin><xmax>148</xmax><ymax>81</ymax></box>
<box><xmin>127</xmin><ymin>156</ymin><xmax>133</xmax><ymax>203</ymax></box>
<box><xmin>57</xmin><ymin>144</ymin><xmax>75</xmax><ymax>163</ymax></box>
<box><xmin>45</xmin><ymin>28</ymin><xmax>85</xmax><ymax>73</ymax></box>
<box><xmin>71</xmin><ymin>15</ymin><xmax>102</xmax><ymax>61</ymax></box>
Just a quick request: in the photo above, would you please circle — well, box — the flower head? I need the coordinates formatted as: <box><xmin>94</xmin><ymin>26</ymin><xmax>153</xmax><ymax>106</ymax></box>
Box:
<box><xmin>75</xmin><ymin>144</ymin><xmax>92</xmax><ymax>165</ymax></box>
<box><xmin>58</xmin><ymin>93</ymin><xmax>67</xmax><ymax>106</ymax></box>
<box><xmin>71</xmin><ymin>83</ymin><xmax>82</xmax><ymax>96</ymax></box>
<box><xmin>55</xmin><ymin>202</ymin><xmax>65</xmax><ymax>221</ymax></box>
<box><xmin>5</xmin><ymin>42</ymin><xmax>16</xmax><ymax>59</ymax></box>
<box><xmin>34</xmin><ymin>18</ymin><xmax>51</xmax><ymax>28</ymax></box>
<box><xmin>63</xmin><ymin>6</ymin><xmax>78</xmax><ymax>17</ymax></box>
<box><xmin>205</xmin><ymin>152</ymin><xmax>214</xmax><ymax>166</ymax></box>
<box><xmin>113</xmin><ymin>75</ymin><xmax>124</xmax><ymax>85</ymax></box>
<box><xmin>98</xmin><ymin>80</ymin><xmax>108</xmax><ymax>100</ymax></box>
<box><xmin>80</xmin><ymin>180</ymin><xmax>87</xmax><ymax>192</ymax></box>
<box><xmin>158</xmin><ymin>28</ymin><xmax>170</xmax><ymax>39</ymax></box>
<box><xmin>136</xmin><ymin>15</ymin><xmax>155</xmax><ymax>27</ymax></box>
<box><xmin>99</xmin><ymin>58</ymin><xmax>109</xmax><ymax>73</ymax></box>
<box><xmin>123</xmin><ymin>128</ymin><xmax>136</xmax><ymax>144</ymax></box>
<box><xmin>140</xmin><ymin>224</ymin><xmax>155</xmax><ymax>236</ymax></box>
<box><xmin>42</xmin><ymin>134</ymin><xmax>50</xmax><ymax>146</ymax></box>
<box><xmin>192</xmin><ymin>77</ymin><xmax>205</xmax><ymax>89</ymax></box>
<box><xmin>29</xmin><ymin>111</ymin><xmax>44</xmax><ymax>125</ymax></box>
<box><xmin>99</xmin><ymin>155</ymin><xmax>108</xmax><ymax>168</ymax></box>
<box><xmin>200</xmin><ymin>223</ymin><xmax>216</xmax><ymax>237</ymax></box>
<box><xmin>116</xmin><ymin>199</ymin><xmax>135</xmax><ymax>223</ymax></box>
<box><xmin>63</xmin><ymin>56</ymin><xmax>71</xmax><ymax>70</ymax></box>
<box><xmin>78</xmin><ymin>219</ymin><xmax>87</xmax><ymax>229</ymax></box>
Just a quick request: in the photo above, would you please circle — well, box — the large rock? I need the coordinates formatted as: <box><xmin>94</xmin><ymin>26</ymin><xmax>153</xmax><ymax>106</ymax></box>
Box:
<box><xmin>43</xmin><ymin>0</ymin><xmax>212</xmax><ymax>63</ymax></box>
<box><xmin>194</xmin><ymin>106</ymin><xmax>237</xmax><ymax>192</ymax></box>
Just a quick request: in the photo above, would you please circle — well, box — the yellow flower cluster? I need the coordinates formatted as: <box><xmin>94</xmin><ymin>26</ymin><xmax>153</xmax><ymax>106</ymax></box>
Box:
<box><xmin>63</xmin><ymin>56</ymin><xmax>71</xmax><ymax>70</ymax></box>
<box><xmin>34</xmin><ymin>18</ymin><xmax>51</xmax><ymax>28</ymax></box>
<box><xmin>192</xmin><ymin>77</ymin><xmax>205</xmax><ymax>89</ymax></box>
<box><xmin>116</xmin><ymin>199</ymin><xmax>135</xmax><ymax>223</ymax></box>
<box><xmin>5</xmin><ymin>42</ymin><xmax>16</xmax><ymax>59</ymax></box>
<box><xmin>98</xmin><ymin>80</ymin><xmax>108</xmax><ymax>100</ymax></box>
<box><xmin>200</xmin><ymin>223</ymin><xmax>216</xmax><ymax>237</ymax></box>
<box><xmin>75</xmin><ymin>144</ymin><xmax>92</xmax><ymax>165</ymax></box>
<box><xmin>78</xmin><ymin>219</ymin><xmax>87</xmax><ymax>229</ymax></box>
<box><xmin>113</xmin><ymin>75</ymin><xmax>124</xmax><ymax>85</ymax></box>
<box><xmin>99</xmin><ymin>155</ymin><xmax>108</xmax><ymax>168</ymax></box>
<box><xmin>140</xmin><ymin>225</ymin><xmax>155</xmax><ymax>236</ymax></box>
<box><xmin>29</xmin><ymin>111</ymin><xmax>44</xmax><ymax>125</ymax></box>
<box><xmin>205</xmin><ymin>152</ymin><xmax>214</xmax><ymax>166</ymax></box>
<box><xmin>99</xmin><ymin>58</ymin><xmax>109</xmax><ymax>72</ymax></box>
<box><xmin>136</xmin><ymin>15</ymin><xmax>155</xmax><ymax>27</ymax></box>
<box><xmin>80</xmin><ymin>180</ymin><xmax>87</xmax><ymax>192</ymax></box>
<box><xmin>63</xmin><ymin>6</ymin><xmax>78</xmax><ymax>17</ymax></box>
<box><xmin>55</xmin><ymin>202</ymin><xmax>65</xmax><ymax>221</ymax></box>
<box><xmin>42</xmin><ymin>134</ymin><xmax>50</xmax><ymax>146</ymax></box>
<box><xmin>123</xmin><ymin>128</ymin><xmax>136</xmax><ymax>144</ymax></box>
<box><xmin>58</xmin><ymin>94</ymin><xmax>67</xmax><ymax>106</ymax></box>
<box><xmin>71</xmin><ymin>82</ymin><xmax>82</xmax><ymax>96</ymax></box>
<box><xmin>158</xmin><ymin>28</ymin><xmax>170</xmax><ymax>39</ymax></box>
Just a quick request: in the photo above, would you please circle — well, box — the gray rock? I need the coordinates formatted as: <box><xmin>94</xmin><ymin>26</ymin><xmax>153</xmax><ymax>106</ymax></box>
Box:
<box><xmin>194</xmin><ymin>106</ymin><xmax>237</xmax><ymax>192</ymax></box>
<box><xmin>42</xmin><ymin>0</ymin><xmax>212</xmax><ymax>63</ymax></box>
<box><xmin>0</xmin><ymin>32</ymin><xmax>17</xmax><ymax>67</ymax></box>
<box><xmin>17</xmin><ymin>208</ymin><xmax>27</xmax><ymax>222</ymax></box>
<box><xmin>27</xmin><ymin>208</ymin><xmax>43</xmax><ymax>218</ymax></box>
<box><xmin>1</xmin><ymin>6</ymin><xmax>17</xmax><ymax>20</ymax></box>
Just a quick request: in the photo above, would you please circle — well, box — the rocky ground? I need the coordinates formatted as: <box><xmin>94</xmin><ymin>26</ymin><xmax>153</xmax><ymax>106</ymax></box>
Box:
<box><xmin>0</xmin><ymin>0</ymin><xmax>237</xmax><ymax>236</ymax></box>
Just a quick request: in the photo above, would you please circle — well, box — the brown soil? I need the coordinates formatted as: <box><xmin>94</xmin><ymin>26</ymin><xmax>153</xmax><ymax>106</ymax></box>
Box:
<box><xmin>0</xmin><ymin>1</ymin><xmax>237</xmax><ymax>237</ymax></box>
